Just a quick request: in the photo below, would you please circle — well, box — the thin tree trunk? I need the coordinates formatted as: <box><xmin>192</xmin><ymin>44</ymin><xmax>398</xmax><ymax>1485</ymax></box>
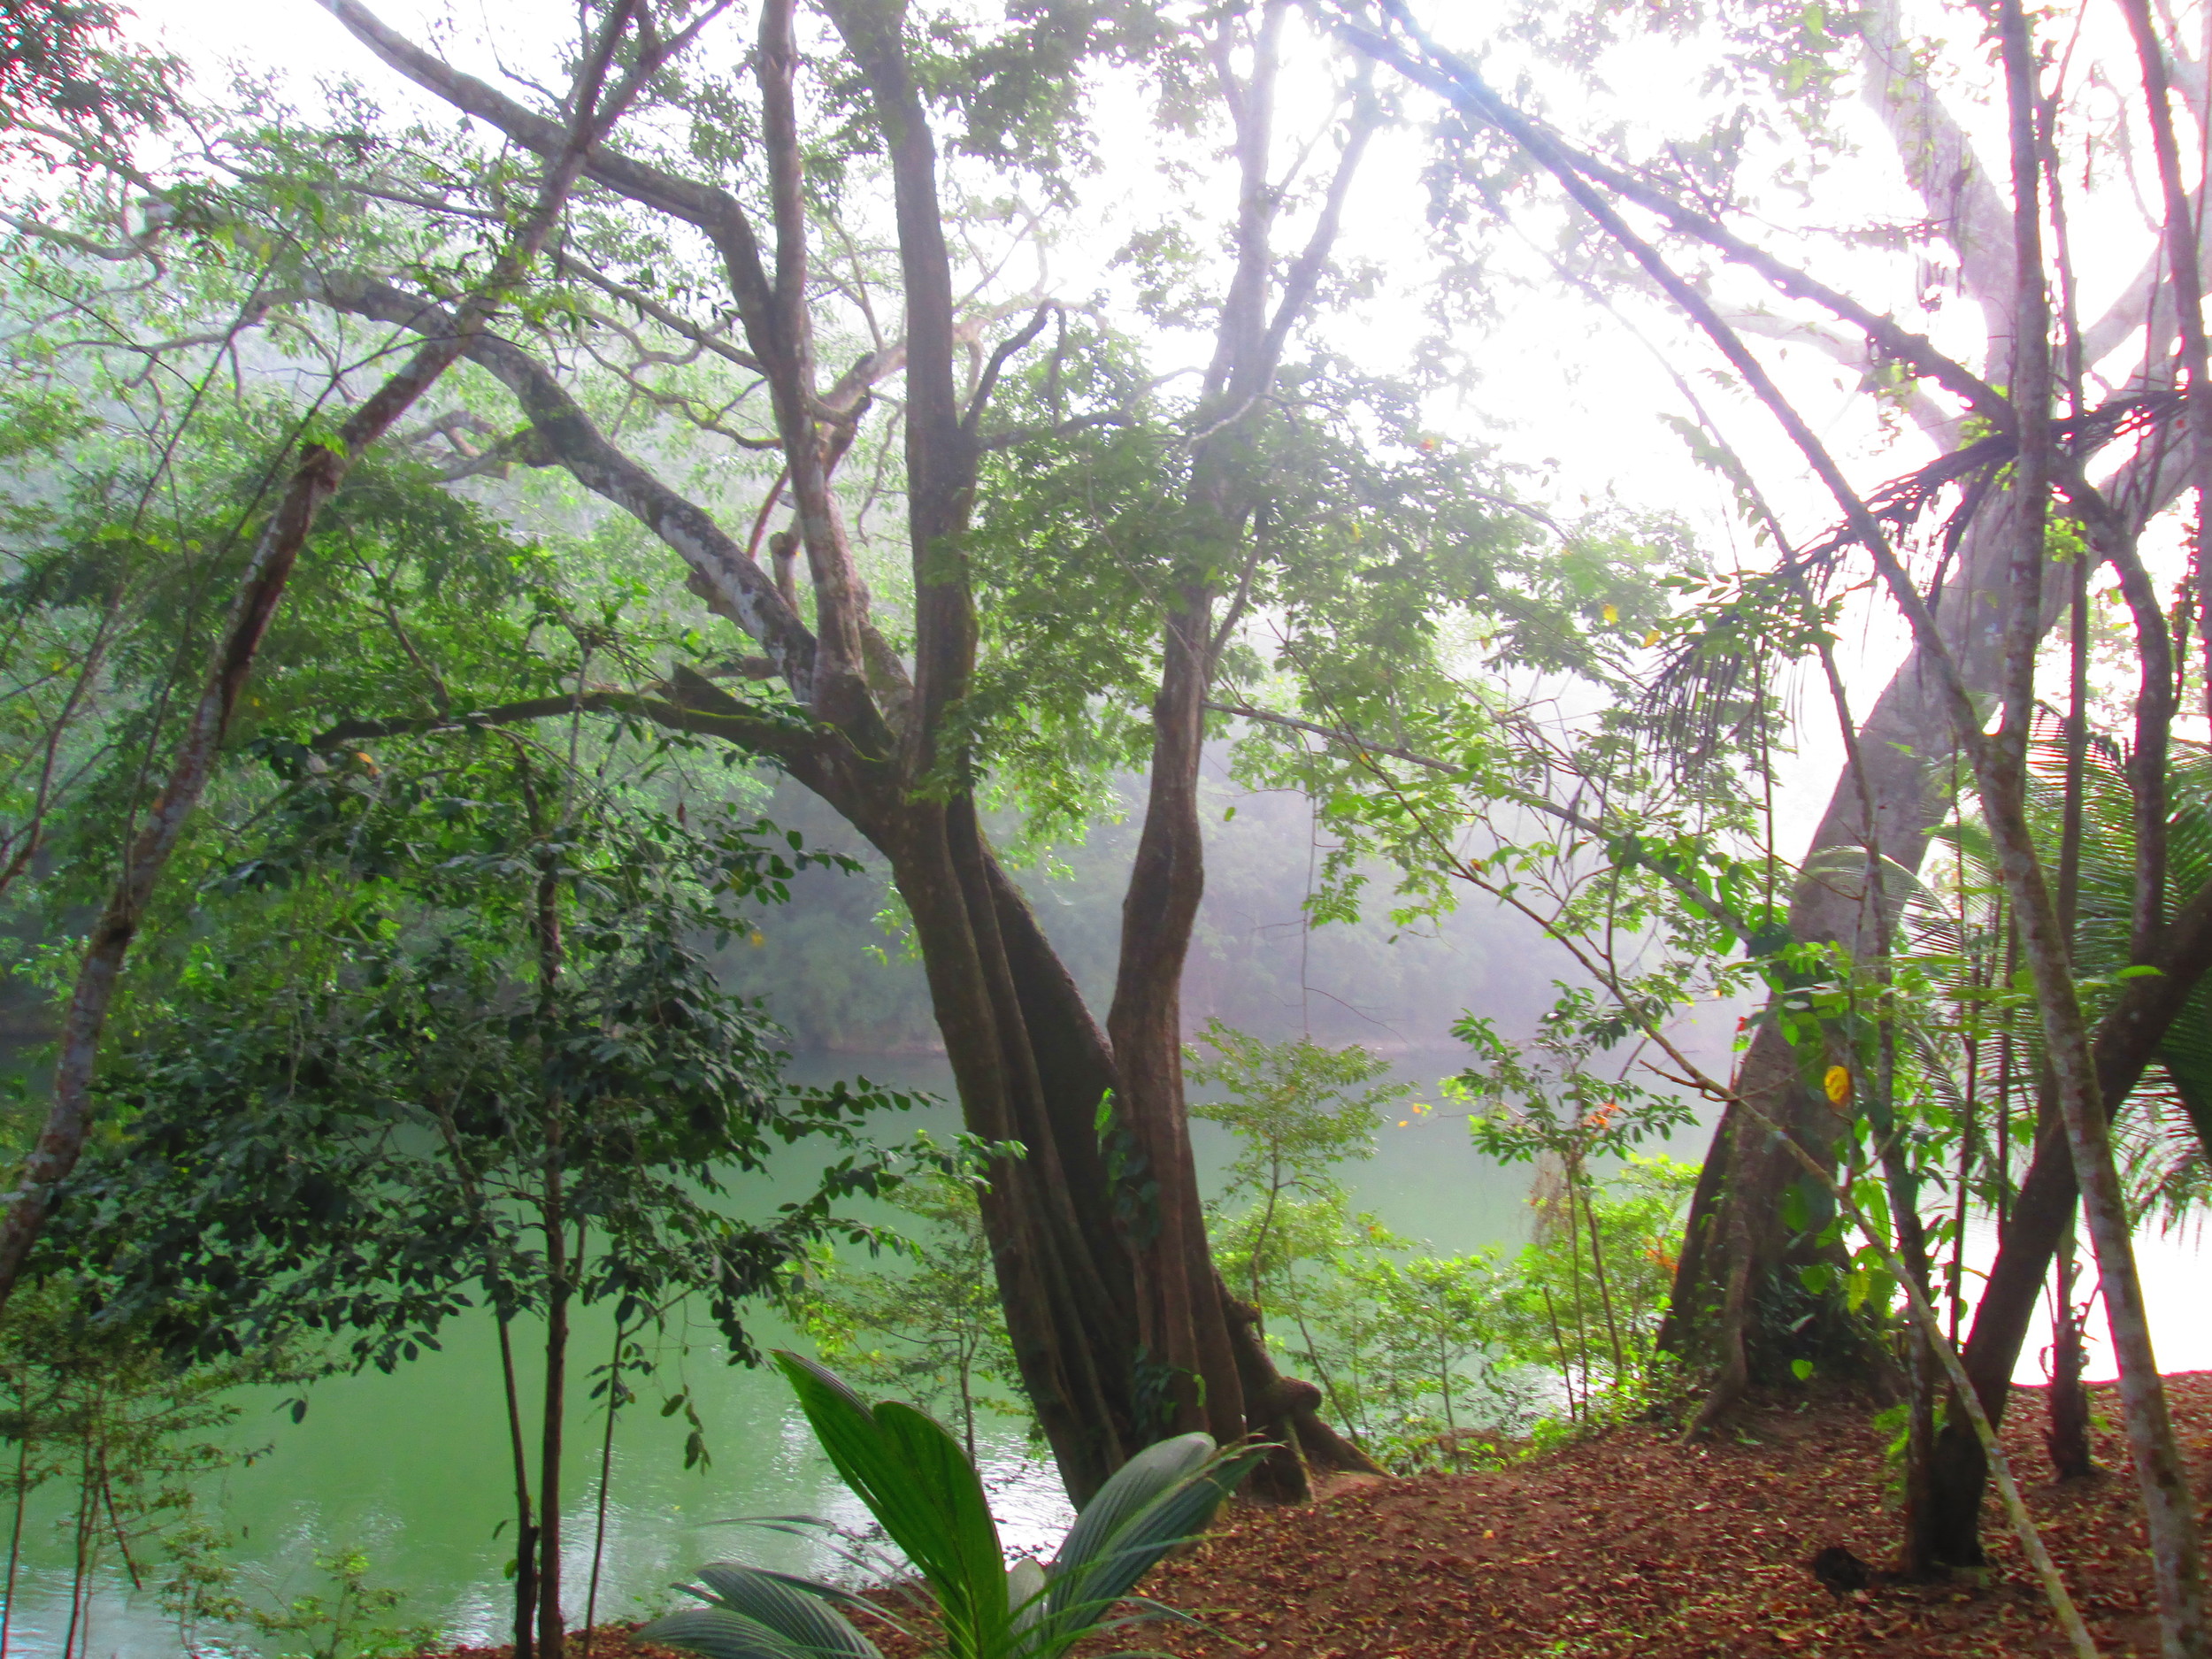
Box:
<box><xmin>1564</xmin><ymin>1178</ymin><xmax>1592</xmax><ymax>1407</ymax></box>
<box><xmin>1861</xmin><ymin>926</ymin><xmax>1946</xmax><ymax>1578</ymax></box>
<box><xmin>1539</xmin><ymin>1280</ymin><xmax>1578</xmax><ymax>1420</ymax></box>
<box><xmin>580</xmin><ymin>1320</ymin><xmax>623</xmax><ymax>1659</ymax></box>
<box><xmin>1980</xmin><ymin>8</ymin><xmax>2205</xmax><ymax>1639</ymax></box>
<box><xmin>2042</xmin><ymin>536</ymin><xmax>2096</xmax><ymax>1484</ymax></box>
<box><xmin>501</xmin><ymin>1313</ymin><xmax>538</xmax><ymax>1659</ymax></box>
<box><xmin>2046</xmin><ymin>1214</ymin><xmax>2095</xmax><ymax>1480</ymax></box>
<box><xmin>1</xmin><ymin>1416</ymin><xmax>26</xmax><ymax>1659</ymax></box>
<box><xmin>1581</xmin><ymin>1180</ymin><xmax>1626</xmax><ymax>1383</ymax></box>
<box><xmin>538</xmin><ymin>1201</ymin><xmax>570</xmax><ymax>1659</ymax></box>
<box><xmin>1922</xmin><ymin>873</ymin><xmax>2212</xmax><ymax>1560</ymax></box>
<box><xmin>60</xmin><ymin>1438</ymin><xmax>90</xmax><ymax>1659</ymax></box>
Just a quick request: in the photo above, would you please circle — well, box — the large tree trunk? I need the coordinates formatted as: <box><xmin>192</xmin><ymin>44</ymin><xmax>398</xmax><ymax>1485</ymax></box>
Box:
<box><xmin>1107</xmin><ymin>589</ymin><xmax>1245</xmax><ymax>1452</ymax></box>
<box><xmin>1661</xmin><ymin>500</ymin><xmax>2029</xmax><ymax>1404</ymax></box>
<box><xmin>1915</xmin><ymin>875</ymin><xmax>2212</xmax><ymax>1563</ymax></box>
<box><xmin>867</xmin><ymin>775</ymin><xmax>1378</xmax><ymax>1504</ymax></box>
<box><xmin>880</xmin><ymin>803</ymin><xmax>1143</xmax><ymax>1500</ymax></box>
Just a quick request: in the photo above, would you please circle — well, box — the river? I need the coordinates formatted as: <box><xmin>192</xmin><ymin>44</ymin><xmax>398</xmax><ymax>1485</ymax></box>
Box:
<box><xmin>5</xmin><ymin>1045</ymin><xmax>2204</xmax><ymax>1657</ymax></box>
<box><xmin>0</xmin><ymin>1050</ymin><xmax>1571</xmax><ymax>1657</ymax></box>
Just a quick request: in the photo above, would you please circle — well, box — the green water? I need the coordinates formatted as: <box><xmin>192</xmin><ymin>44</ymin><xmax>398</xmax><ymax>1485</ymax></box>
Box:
<box><xmin>0</xmin><ymin>1050</ymin><xmax>1670</xmax><ymax>1658</ymax></box>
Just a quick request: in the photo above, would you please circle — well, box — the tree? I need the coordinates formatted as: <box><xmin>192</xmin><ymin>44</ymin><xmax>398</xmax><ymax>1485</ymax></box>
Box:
<box><xmin>45</xmin><ymin>733</ymin><xmax>924</xmax><ymax>1659</ymax></box>
<box><xmin>0</xmin><ymin>1</ymin><xmax>658</xmax><ymax>1332</ymax></box>
<box><xmin>1340</xmin><ymin>0</ymin><xmax>2212</xmax><ymax>1640</ymax></box>
<box><xmin>1456</xmin><ymin>1016</ymin><xmax>1697</xmax><ymax>1410</ymax></box>
<box><xmin>1185</xmin><ymin>1019</ymin><xmax>1410</xmax><ymax>1315</ymax></box>
<box><xmin>0</xmin><ymin>0</ymin><xmax>1635</xmax><ymax>1505</ymax></box>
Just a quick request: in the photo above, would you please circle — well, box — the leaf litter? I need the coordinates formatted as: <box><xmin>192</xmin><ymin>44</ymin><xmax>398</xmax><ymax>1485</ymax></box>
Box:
<box><xmin>426</xmin><ymin>1372</ymin><xmax>2212</xmax><ymax>1659</ymax></box>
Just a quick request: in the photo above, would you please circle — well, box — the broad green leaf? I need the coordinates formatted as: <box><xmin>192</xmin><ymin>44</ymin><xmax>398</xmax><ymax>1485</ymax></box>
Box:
<box><xmin>1048</xmin><ymin>1443</ymin><xmax>1263</xmax><ymax>1620</ymax></box>
<box><xmin>1051</xmin><ymin>1432</ymin><xmax>1212</xmax><ymax>1586</ymax></box>
<box><xmin>639</xmin><ymin>1607</ymin><xmax>812</xmax><ymax>1659</ymax></box>
<box><xmin>690</xmin><ymin>1563</ymin><xmax>881</xmax><ymax>1659</ymax></box>
<box><xmin>773</xmin><ymin>1351</ymin><xmax>1008</xmax><ymax>1654</ymax></box>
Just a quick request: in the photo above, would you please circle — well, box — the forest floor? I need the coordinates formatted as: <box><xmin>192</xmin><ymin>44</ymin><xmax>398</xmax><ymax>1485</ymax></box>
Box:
<box><xmin>460</xmin><ymin>1371</ymin><xmax>2212</xmax><ymax>1659</ymax></box>
<box><xmin>1101</xmin><ymin>1371</ymin><xmax>2212</xmax><ymax>1658</ymax></box>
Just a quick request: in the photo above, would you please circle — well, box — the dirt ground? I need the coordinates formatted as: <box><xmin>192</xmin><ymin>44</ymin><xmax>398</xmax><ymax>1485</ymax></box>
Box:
<box><xmin>439</xmin><ymin>1371</ymin><xmax>2212</xmax><ymax>1659</ymax></box>
<box><xmin>1110</xmin><ymin>1372</ymin><xmax>2212</xmax><ymax>1658</ymax></box>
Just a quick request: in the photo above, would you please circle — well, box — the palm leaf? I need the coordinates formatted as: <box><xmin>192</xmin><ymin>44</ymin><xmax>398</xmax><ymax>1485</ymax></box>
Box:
<box><xmin>686</xmin><ymin>1563</ymin><xmax>883</xmax><ymax>1659</ymax></box>
<box><xmin>773</xmin><ymin>1350</ymin><xmax>1010</xmax><ymax>1655</ymax></box>
<box><xmin>1050</xmin><ymin>1433</ymin><xmax>1214</xmax><ymax>1585</ymax></box>
<box><xmin>638</xmin><ymin>1607</ymin><xmax>818</xmax><ymax>1659</ymax></box>
<box><xmin>1046</xmin><ymin>1442</ymin><xmax>1266</xmax><ymax>1623</ymax></box>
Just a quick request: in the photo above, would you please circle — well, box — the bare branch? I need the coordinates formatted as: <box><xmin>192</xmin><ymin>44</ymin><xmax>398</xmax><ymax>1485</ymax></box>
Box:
<box><xmin>313</xmin><ymin>680</ymin><xmax>821</xmax><ymax>769</ymax></box>
<box><xmin>1341</xmin><ymin>16</ymin><xmax>2011</xmax><ymax>431</ymax></box>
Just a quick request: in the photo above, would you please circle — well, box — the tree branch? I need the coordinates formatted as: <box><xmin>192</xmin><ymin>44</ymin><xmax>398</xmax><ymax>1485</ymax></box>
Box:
<box><xmin>313</xmin><ymin>680</ymin><xmax>824</xmax><ymax>769</ymax></box>
<box><xmin>1341</xmin><ymin>15</ymin><xmax>2011</xmax><ymax>432</ymax></box>
<box><xmin>308</xmin><ymin>273</ymin><xmax>821</xmax><ymax>701</ymax></box>
<box><xmin>1205</xmin><ymin>699</ymin><xmax>1765</xmax><ymax>945</ymax></box>
<box><xmin>317</xmin><ymin>0</ymin><xmax>782</xmax><ymax>340</ymax></box>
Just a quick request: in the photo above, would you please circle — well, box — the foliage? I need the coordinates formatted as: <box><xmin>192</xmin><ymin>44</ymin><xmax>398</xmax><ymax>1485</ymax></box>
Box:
<box><xmin>1271</xmin><ymin>1217</ymin><xmax>1532</xmax><ymax>1471</ymax></box>
<box><xmin>795</xmin><ymin>1168</ymin><xmax>1029</xmax><ymax>1462</ymax></box>
<box><xmin>1451</xmin><ymin>1010</ymin><xmax>1698</xmax><ymax>1412</ymax></box>
<box><xmin>1190</xmin><ymin>1023</ymin><xmax>1694</xmax><ymax>1468</ymax></box>
<box><xmin>1187</xmin><ymin>1018</ymin><xmax>1411</xmax><ymax>1308</ymax></box>
<box><xmin>0</xmin><ymin>1279</ymin><xmax>321</xmax><ymax>1659</ymax></box>
<box><xmin>34</xmin><ymin>720</ymin><xmax>947</xmax><ymax>1653</ymax></box>
<box><xmin>1488</xmin><ymin>1157</ymin><xmax>1700</xmax><ymax>1417</ymax></box>
<box><xmin>641</xmin><ymin>1353</ymin><xmax>1263</xmax><ymax>1659</ymax></box>
<box><xmin>162</xmin><ymin>1538</ymin><xmax>434</xmax><ymax>1659</ymax></box>
<box><xmin>49</xmin><ymin>738</ymin><xmax>914</xmax><ymax>1369</ymax></box>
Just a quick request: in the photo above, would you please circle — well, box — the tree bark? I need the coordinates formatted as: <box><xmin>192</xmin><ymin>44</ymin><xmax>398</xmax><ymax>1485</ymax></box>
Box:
<box><xmin>500</xmin><ymin>1316</ymin><xmax>539</xmax><ymax>1659</ymax></box>
<box><xmin>2045</xmin><ymin>1217</ymin><xmax>2095</xmax><ymax>1481</ymax></box>
<box><xmin>538</xmin><ymin>1204</ymin><xmax>569</xmax><ymax>1659</ymax></box>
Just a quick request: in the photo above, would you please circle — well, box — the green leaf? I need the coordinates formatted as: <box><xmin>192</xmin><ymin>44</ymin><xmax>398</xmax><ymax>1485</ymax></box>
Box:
<box><xmin>772</xmin><ymin>1352</ymin><xmax>1008</xmax><ymax>1653</ymax></box>
<box><xmin>688</xmin><ymin>1564</ymin><xmax>881</xmax><ymax>1659</ymax></box>
<box><xmin>638</xmin><ymin>1608</ymin><xmax>812</xmax><ymax>1659</ymax></box>
<box><xmin>1048</xmin><ymin>1440</ymin><xmax>1263</xmax><ymax>1625</ymax></box>
<box><xmin>1007</xmin><ymin>1555</ymin><xmax>1048</xmax><ymax>1643</ymax></box>
<box><xmin>1051</xmin><ymin>1432</ymin><xmax>1212</xmax><ymax>1589</ymax></box>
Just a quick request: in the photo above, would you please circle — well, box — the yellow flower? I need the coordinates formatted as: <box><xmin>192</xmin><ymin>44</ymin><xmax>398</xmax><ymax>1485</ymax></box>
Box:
<box><xmin>1824</xmin><ymin>1064</ymin><xmax>1850</xmax><ymax>1103</ymax></box>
